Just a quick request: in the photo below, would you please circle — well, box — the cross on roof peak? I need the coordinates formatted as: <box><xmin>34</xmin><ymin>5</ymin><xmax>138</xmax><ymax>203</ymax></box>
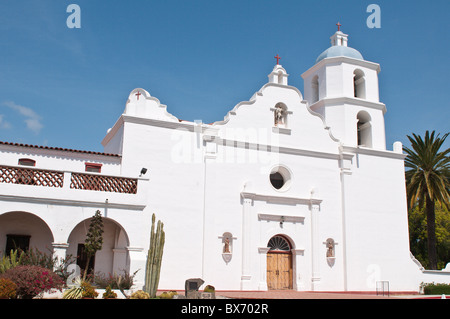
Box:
<box><xmin>274</xmin><ymin>54</ymin><xmax>281</xmax><ymax>65</ymax></box>
<box><xmin>135</xmin><ymin>91</ymin><xmax>141</xmax><ymax>100</ymax></box>
<box><xmin>336</xmin><ymin>22</ymin><xmax>342</xmax><ymax>31</ymax></box>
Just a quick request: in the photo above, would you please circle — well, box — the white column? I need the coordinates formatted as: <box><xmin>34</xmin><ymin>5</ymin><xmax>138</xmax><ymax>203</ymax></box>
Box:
<box><xmin>63</xmin><ymin>172</ymin><xmax>71</xmax><ymax>190</ymax></box>
<box><xmin>112</xmin><ymin>248</ymin><xmax>127</xmax><ymax>274</ymax></box>
<box><xmin>310</xmin><ymin>204</ymin><xmax>321</xmax><ymax>290</ymax></box>
<box><xmin>241</xmin><ymin>197</ymin><xmax>253</xmax><ymax>290</ymax></box>
<box><xmin>52</xmin><ymin>243</ymin><xmax>69</xmax><ymax>271</ymax></box>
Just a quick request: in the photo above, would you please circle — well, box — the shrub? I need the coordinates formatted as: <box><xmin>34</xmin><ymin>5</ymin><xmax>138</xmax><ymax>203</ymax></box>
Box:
<box><xmin>52</xmin><ymin>254</ymin><xmax>77</xmax><ymax>284</ymax></box>
<box><xmin>422</xmin><ymin>282</ymin><xmax>450</xmax><ymax>295</ymax></box>
<box><xmin>0</xmin><ymin>278</ymin><xmax>17</xmax><ymax>299</ymax></box>
<box><xmin>0</xmin><ymin>265</ymin><xmax>64</xmax><ymax>299</ymax></box>
<box><xmin>159</xmin><ymin>291</ymin><xmax>171</xmax><ymax>299</ymax></box>
<box><xmin>20</xmin><ymin>248</ymin><xmax>54</xmax><ymax>269</ymax></box>
<box><xmin>0</xmin><ymin>250</ymin><xmax>24</xmax><ymax>274</ymax></box>
<box><xmin>63</xmin><ymin>277</ymin><xmax>83</xmax><ymax>299</ymax></box>
<box><xmin>1</xmin><ymin>248</ymin><xmax>76</xmax><ymax>284</ymax></box>
<box><xmin>102</xmin><ymin>286</ymin><xmax>117</xmax><ymax>299</ymax></box>
<box><xmin>204</xmin><ymin>285</ymin><xmax>215</xmax><ymax>293</ymax></box>
<box><xmin>130</xmin><ymin>290</ymin><xmax>150</xmax><ymax>299</ymax></box>
<box><xmin>158</xmin><ymin>290</ymin><xmax>178</xmax><ymax>299</ymax></box>
<box><xmin>93</xmin><ymin>270</ymin><xmax>138</xmax><ymax>289</ymax></box>
<box><xmin>80</xmin><ymin>281</ymin><xmax>98</xmax><ymax>298</ymax></box>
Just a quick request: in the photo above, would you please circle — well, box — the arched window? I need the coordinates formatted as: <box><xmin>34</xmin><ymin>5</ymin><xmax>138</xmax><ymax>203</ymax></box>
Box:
<box><xmin>267</xmin><ymin>235</ymin><xmax>291</xmax><ymax>252</ymax></box>
<box><xmin>357</xmin><ymin>111</ymin><xmax>372</xmax><ymax>147</ymax></box>
<box><xmin>353</xmin><ymin>69</ymin><xmax>366</xmax><ymax>99</ymax></box>
<box><xmin>311</xmin><ymin>75</ymin><xmax>319</xmax><ymax>103</ymax></box>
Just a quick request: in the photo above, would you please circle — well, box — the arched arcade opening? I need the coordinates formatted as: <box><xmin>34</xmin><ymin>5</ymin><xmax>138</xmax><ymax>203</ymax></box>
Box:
<box><xmin>67</xmin><ymin>216</ymin><xmax>130</xmax><ymax>277</ymax></box>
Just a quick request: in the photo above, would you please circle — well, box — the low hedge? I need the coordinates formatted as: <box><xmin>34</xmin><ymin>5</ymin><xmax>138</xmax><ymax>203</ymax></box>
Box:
<box><xmin>422</xmin><ymin>283</ymin><xmax>450</xmax><ymax>295</ymax></box>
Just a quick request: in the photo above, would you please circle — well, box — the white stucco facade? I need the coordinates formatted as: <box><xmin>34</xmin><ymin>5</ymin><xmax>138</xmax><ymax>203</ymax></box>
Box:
<box><xmin>1</xmin><ymin>30</ymin><xmax>449</xmax><ymax>293</ymax></box>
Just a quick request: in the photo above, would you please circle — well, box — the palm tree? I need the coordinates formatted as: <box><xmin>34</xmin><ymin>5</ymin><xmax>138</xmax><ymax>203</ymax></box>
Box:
<box><xmin>404</xmin><ymin>131</ymin><xmax>450</xmax><ymax>270</ymax></box>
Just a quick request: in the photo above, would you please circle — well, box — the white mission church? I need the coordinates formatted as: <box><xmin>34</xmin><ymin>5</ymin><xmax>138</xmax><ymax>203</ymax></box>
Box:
<box><xmin>1</xmin><ymin>27</ymin><xmax>449</xmax><ymax>293</ymax></box>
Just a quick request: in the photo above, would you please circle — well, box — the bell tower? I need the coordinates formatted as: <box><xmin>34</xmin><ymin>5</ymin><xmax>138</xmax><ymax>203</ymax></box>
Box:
<box><xmin>301</xmin><ymin>25</ymin><xmax>387</xmax><ymax>150</ymax></box>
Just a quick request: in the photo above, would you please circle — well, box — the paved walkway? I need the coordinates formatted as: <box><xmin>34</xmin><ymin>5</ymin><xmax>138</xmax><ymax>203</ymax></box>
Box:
<box><xmin>214</xmin><ymin>290</ymin><xmax>416</xmax><ymax>299</ymax></box>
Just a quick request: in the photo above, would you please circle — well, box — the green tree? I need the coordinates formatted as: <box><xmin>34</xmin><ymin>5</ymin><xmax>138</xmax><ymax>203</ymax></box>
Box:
<box><xmin>83</xmin><ymin>210</ymin><xmax>104</xmax><ymax>280</ymax></box>
<box><xmin>404</xmin><ymin>131</ymin><xmax>450</xmax><ymax>270</ymax></box>
<box><xmin>409</xmin><ymin>204</ymin><xmax>450</xmax><ymax>269</ymax></box>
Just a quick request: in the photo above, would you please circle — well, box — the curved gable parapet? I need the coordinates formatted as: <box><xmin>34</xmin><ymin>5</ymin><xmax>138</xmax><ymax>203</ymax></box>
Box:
<box><xmin>209</xmin><ymin>83</ymin><xmax>340</xmax><ymax>153</ymax></box>
<box><xmin>124</xmin><ymin>88</ymin><xmax>179</xmax><ymax>122</ymax></box>
<box><xmin>212</xmin><ymin>83</ymin><xmax>303</xmax><ymax>127</ymax></box>
<box><xmin>212</xmin><ymin>99</ymin><xmax>258</xmax><ymax>126</ymax></box>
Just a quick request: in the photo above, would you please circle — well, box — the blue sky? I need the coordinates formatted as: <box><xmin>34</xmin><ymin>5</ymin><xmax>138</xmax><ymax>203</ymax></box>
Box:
<box><xmin>0</xmin><ymin>0</ymin><xmax>448</xmax><ymax>152</ymax></box>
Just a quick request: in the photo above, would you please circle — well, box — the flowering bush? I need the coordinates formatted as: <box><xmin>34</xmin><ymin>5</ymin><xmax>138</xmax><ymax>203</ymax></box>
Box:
<box><xmin>0</xmin><ymin>278</ymin><xmax>17</xmax><ymax>299</ymax></box>
<box><xmin>1</xmin><ymin>265</ymin><xmax>64</xmax><ymax>299</ymax></box>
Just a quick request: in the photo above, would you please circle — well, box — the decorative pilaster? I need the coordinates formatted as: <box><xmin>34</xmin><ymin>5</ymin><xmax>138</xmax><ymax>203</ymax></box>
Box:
<box><xmin>310</xmin><ymin>204</ymin><xmax>321</xmax><ymax>290</ymax></box>
<box><xmin>339</xmin><ymin>145</ymin><xmax>354</xmax><ymax>291</ymax></box>
<box><xmin>291</xmin><ymin>248</ymin><xmax>305</xmax><ymax>291</ymax></box>
<box><xmin>241</xmin><ymin>197</ymin><xmax>253</xmax><ymax>290</ymax></box>
<box><xmin>257</xmin><ymin>247</ymin><xmax>270</xmax><ymax>290</ymax></box>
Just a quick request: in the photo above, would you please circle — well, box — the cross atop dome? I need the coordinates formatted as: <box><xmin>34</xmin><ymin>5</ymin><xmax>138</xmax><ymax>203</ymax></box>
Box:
<box><xmin>314</xmin><ymin>25</ymin><xmax>364</xmax><ymax>64</ymax></box>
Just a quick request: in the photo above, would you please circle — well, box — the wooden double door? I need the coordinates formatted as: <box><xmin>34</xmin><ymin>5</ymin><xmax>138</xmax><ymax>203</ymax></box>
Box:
<box><xmin>267</xmin><ymin>252</ymin><xmax>293</xmax><ymax>290</ymax></box>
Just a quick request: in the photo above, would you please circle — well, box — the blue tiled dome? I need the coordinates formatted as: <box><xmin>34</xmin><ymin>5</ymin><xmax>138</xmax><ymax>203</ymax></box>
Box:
<box><xmin>315</xmin><ymin>45</ymin><xmax>363</xmax><ymax>64</ymax></box>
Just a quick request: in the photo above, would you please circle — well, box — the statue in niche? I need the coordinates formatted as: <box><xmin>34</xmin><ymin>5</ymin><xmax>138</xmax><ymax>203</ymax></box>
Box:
<box><xmin>221</xmin><ymin>232</ymin><xmax>234</xmax><ymax>264</ymax></box>
<box><xmin>274</xmin><ymin>105</ymin><xmax>284</xmax><ymax>126</ymax></box>
<box><xmin>224</xmin><ymin>237</ymin><xmax>231</xmax><ymax>253</ymax></box>
<box><xmin>326</xmin><ymin>238</ymin><xmax>335</xmax><ymax>258</ymax></box>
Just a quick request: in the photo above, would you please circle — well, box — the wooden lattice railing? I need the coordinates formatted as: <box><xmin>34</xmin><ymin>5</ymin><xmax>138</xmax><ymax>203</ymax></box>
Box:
<box><xmin>70</xmin><ymin>172</ymin><xmax>137</xmax><ymax>194</ymax></box>
<box><xmin>0</xmin><ymin>165</ymin><xmax>64</xmax><ymax>188</ymax></box>
<box><xmin>0</xmin><ymin>165</ymin><xmax>138</xmax><ymax>194</ymax></box>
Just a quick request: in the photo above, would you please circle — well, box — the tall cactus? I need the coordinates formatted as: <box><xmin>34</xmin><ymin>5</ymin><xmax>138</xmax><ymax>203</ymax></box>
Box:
<box><xmin>144</xmin><ymin>213</ymin><xmax>165</xmax><ymax>298</ymax></box>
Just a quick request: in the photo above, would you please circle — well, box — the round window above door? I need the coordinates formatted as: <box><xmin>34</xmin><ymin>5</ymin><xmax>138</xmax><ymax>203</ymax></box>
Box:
<box><xmin>269</xmin><ymin>166</ymin><xmax>292</xmax><ymax>192</ymax></box>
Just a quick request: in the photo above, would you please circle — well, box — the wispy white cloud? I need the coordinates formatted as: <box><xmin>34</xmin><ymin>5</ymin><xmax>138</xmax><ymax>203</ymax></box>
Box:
<box><xmin>3</xmin><ymin>101</ymin><xmax>43</xmax><ymax>134</ymax></box>
<box><xmin>0</xmin><ymin>114</ymin><xmax>12</xmax><ymax>129</ymax></box>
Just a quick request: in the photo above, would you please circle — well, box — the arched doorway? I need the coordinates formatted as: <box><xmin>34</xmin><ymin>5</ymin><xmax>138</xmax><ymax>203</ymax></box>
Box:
<box><xmin>266</xmin><ymin>235</ymin><xmax>293</xmax><ymax>290</ymax></box>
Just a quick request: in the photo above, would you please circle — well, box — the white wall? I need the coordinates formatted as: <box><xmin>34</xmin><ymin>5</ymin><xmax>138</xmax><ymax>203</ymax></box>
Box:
<box><xmin>342</xmin><ymin>150</ymin><xmax>424</xmax><ymax>292</ymax></box>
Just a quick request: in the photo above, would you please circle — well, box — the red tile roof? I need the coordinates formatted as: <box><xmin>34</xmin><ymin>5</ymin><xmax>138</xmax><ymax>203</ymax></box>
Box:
<box><xmin>0</xmin><ymin>141</ymin><xmax>121</xmax><ymax>157</ymax></box>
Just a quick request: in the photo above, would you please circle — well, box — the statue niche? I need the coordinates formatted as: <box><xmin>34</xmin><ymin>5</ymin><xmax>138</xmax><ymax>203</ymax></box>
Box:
<box><xmin>274</xmin><ymin>103</ymin><xmax>287</xmax><ymax>128</ymax></box>
<box><xmin>220</xmin><ymin>232</ymin><xmax>235</xmax><ymax>264</ymax></box>
<box><xmin>326</xmin><ymin>238</ymin><xmax>335</xmax><ymax>257</ymax></box>
<box><xmin>325</xmin><ymin>238</ymin><xmax>336</xmax><ymax>267</ymax></box>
